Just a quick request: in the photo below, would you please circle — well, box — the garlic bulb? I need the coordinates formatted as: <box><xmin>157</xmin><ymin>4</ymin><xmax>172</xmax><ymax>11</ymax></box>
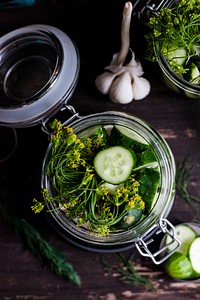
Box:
<box><xmin>95</xmin><ymin>1</ymin><xmax>151</xmax><ymax>104</ymax></box>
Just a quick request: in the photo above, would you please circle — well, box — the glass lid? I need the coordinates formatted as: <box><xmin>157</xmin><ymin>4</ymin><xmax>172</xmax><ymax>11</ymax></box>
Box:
<box><xmin>0</xmin><ymin>24</ymin><xmax>80</xmax><ymax>128</ymax></box>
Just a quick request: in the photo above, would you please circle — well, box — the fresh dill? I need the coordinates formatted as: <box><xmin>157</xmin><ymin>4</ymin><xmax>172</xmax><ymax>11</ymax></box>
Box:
<box><xmin>176</xmin><ymin>156</ymin><xmax>200</xmax><ymax>212</ymax></box>
<box><xmin>101</xmin><ymin>253</ymin><xmax>155</xmax><ymax>290</ymax></box>
<box><xmin>145</xmin><ymin>0</ymin><xmax>200</xmax><ymax>77</ymax></box>
<box><xmin>0</xmin><ymin>201</ymin><xmax>81</xmax><ymax>286</ymax></box>
<box><xmin>32</xmin><ymin>119</ymin><xmax>147</xmax><ymax>236</ymax></box>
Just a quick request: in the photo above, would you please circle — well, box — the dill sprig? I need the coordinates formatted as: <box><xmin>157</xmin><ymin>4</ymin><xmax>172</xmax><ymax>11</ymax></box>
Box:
<box><xmin>145</xmin><ymin>0</ymin><xmax>200</xmax><ymax>75</ymax></box>
<box><xmin>0</xmin><ymin>202</ymin><xmax>81</xmax><ymax>286</ymax></box>
<box><xmin>101</xmin><ymin>253</ymin><xmax>155</xmax><ymax>290</ymax></box>
<box><xmin>176</xmin><ymin>156</ymin><xmax>200</xmax><ymax>210</ymax></box>
<box><xmin>33</xmin><ymin>120</ymin><xmax>145</xmax><ymax>236</ymax></box>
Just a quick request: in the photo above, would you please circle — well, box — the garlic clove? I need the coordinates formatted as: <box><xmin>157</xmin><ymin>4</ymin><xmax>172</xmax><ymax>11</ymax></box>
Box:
<box><xmin>131</xmin><ymin>72</ymin><xmax>151</xmax><ymax>100</ymax></box>
<box><xmin>95</xmin><ymin>71</ymin><xmax>117</xmax><ymax>94</ymax></box>
<box><xmin>125</xmin><ymin>51</ymin><xmax>144</xmax><ymax>77</ymax></box>
<box><xmin>109</xmin><ymin>72</ymin><xmax>134</xmax><ymax>104</ymax></box>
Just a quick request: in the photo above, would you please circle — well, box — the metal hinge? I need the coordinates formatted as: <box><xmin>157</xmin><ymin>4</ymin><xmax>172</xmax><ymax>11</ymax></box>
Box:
<box><xmin>135</xmin><ymin>218</ymin><xmax>181</xmax><ymax>264</ymax></box>
<box><xmin>132</xmin><ymin>0</ymin><xmax>179</xmax><ymax>23</ymax></box>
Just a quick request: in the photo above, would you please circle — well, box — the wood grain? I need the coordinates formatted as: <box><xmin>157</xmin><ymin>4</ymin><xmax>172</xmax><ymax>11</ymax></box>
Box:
<box><xmin>0</xmin><ymin>1</ymin><xmax>200</xmax><ymax>299</ymax></box>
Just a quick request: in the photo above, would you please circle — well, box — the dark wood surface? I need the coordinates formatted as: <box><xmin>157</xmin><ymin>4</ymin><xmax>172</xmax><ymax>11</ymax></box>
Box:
<box><xmin>0</xmin><ymin>1</ymin><xmax>200</xmax><ymax>299</ymax></box>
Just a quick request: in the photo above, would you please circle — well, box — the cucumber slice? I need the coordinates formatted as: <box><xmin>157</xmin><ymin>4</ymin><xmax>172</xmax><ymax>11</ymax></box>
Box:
<box><xmin>186</xmin><ymin>62</ymin><xmax>200</xmax><ymax>84</ymax></box>
<box><xmin>109</xmin><ymin>125</ymin><xmax>149</xmax><ymax>152</ymax></box>
<box><xmin>189</xmin><ymin>237</ymin><xmax>200</xmax><ymax>274</ymax></box>
<box><xmin>165</xmin><ymin>46</ymin><xmax>187</xmax><ymax>66</ymax></box>
<box><xmin>94</xmin><ymin>146</ymin><xmax>135</xmax><ymax>184</ymax></box>
<box><xmin>165</xmin><ymin>252</ymin><xmax>194</xmax><ymax>279</ymax></box>
<box><xmin>166</xmin><ymin>224</ymin><xmax>196</xmax><ymax>255</ymax></box>
<box><xmin>98</xmin><ymin>182</ymin><xmax>123</xmax><ymax>195</ymax></box>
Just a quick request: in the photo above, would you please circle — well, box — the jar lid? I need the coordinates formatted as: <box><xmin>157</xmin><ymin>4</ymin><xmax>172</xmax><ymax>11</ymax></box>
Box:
<box><xmin>0</xmin><ymin>24</ymin><xmax>80</xmax><ymax>127</ymax></box>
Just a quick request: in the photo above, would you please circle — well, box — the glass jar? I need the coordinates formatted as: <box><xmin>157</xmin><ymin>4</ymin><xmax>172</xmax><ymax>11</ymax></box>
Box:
<box><xmin>133</xmin><ymin>0</ymin><xmax>200</xmax><ymax>99</ymax></box>
<box><xmin>0</xmin><ymin>0</ymin><xmax>37</xmax><ymax>9</ymax></box>
<box><xmin>0</xmin><ymin>24</ymin><xmax>180</xmax><ymax>264</ymax></box>
<box><xmin>154</xmin><ymin>44</ymin><xmax>200</xmax><ymax>99</ymax></box>
<box><xmin>41</xmin><ymin>111</ymin><xmax>179</xmax><ymax>264</ymax></box>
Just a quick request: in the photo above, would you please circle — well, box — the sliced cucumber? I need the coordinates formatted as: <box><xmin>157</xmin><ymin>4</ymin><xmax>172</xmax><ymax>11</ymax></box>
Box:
<box><xmin>165</xmin><ymin>252</ymin><xmax>194</xmax><ymax>279</ymax></box>
<box><xmin>98</xmin><ymin>182</ymin><xmax>123</xmax><ymax>195</ymax></box>
<box><xmin>165</xmin><ymin>45</ymin><xmax>187</xmax><ymax>66</ymax></box>
<box><xmin>189</xmin><ymin>237</ymin><xmax>200</xmax><ymax>274</ymax></box>
<box><xmin>109</xmin><ymin>125</ymin><xmax>149</xmax><ymax>153</ymax></box>
<box><xmin>186</xmin><ymin>62</ymin><xmax>200</xmax><ymax>84</ymax></box>
<box><xmin>166</xmin><ymin>224</ymin><xmax>196</xmax><ymax>255</ymax></box>
<box><xmin>137</xmin><ymin>168</ymin><xmax>160</xmax><ymax>213</ymax></box>
<box><xmin>94</xmin><ymin>146</ymin><xmax>135</xmax><ymax>184</ymax></box>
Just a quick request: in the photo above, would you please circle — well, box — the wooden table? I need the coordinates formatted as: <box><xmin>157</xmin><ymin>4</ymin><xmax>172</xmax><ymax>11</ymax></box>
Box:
<box><xmin>0</xmin><ymin>1</ymin><xmax>200</xmax><ymax>299</ymax></box>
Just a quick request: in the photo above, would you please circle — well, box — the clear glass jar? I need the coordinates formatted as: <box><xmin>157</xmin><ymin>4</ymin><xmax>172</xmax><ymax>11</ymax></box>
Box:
<box><xmin>41</xmin><ymin>111</ymin><xmax>179</xmax><ymax>264</ymax></box>
<box><xmin>0</xmin><ymin>24</ymin><xmax>180</xmax><ymax>264</ymax></box>
<box><xmin>154</xmin><ymin>43</ymin><xmax>200</xmax><ymax>99</ymax></box>
<box><xmin>133</xmin><ymin>0</ymin><xmax>200</xmax><ymax>99</ymax></box>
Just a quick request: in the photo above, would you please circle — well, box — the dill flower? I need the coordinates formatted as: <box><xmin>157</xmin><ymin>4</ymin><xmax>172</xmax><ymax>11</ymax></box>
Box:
<box><xmin>31</xmin><ymin>198</ymin><xmax>44</xmax><ymax>213</ymax></box>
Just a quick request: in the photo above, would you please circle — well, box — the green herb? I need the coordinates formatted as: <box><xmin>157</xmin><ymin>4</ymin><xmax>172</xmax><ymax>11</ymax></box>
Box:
<box><xmin>101</xmin><ymin>253</ymin><xmax>155</xmax><ymax>290</ymax></box>
<box><xmin>0</xmin><ymin>202</ymin><xmax>81</xmax><ymax>286</ymax></box>
<box><xmin>145</xmin><ymin>0</ymin><xmax>200</xmax><ymax>76</ymax></box>
<box><xmin>32</xmin><ymin>120</ymin><xmax>146</xmax><ymax>236</ymax></box>
<box><xmin>176</xmin><ymin>156</ymin><xmax>200</xmax><ymax>210</ymax></box>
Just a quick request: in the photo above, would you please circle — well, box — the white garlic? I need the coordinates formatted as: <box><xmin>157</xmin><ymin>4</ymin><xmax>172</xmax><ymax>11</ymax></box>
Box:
<box><xmin>131</xmin><ymin>72</ymin><xmax>151</xmax><ymax>100</ymax></box>
<box><xmin>95</xmin><ymin>1</ymin><xmax>151</xmax><ymax>104</ymax></box>
<box><xmin>109</xmin><ymin>72</ymin><xmax>134</xmax><ymax>104</ymax></box>
<box><xmin>95</xmin><ymin>71</ymin><xmax>117</xmax><ymax>95</ymax></box>
<box><xmin>125</xmin><ymin>51</ymin><xmax>144</xmax><ymax>77</ymax></box>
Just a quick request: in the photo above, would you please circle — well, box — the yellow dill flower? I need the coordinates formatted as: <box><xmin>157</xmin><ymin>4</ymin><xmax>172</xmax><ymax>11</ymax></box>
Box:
<box><xmin>31</xmin><ymin>199</ymin><xmax>44</xmax><ymax>213</ymax></box>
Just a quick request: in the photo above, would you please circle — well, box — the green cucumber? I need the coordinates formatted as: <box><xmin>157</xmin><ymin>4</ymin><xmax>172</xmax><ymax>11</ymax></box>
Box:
<box><xmin>90</xmin><ymin>126</ymin><xmax>108</xmax><ymax>145</ymax></box>
<box><xmin>137</xmin><ymin>168</ymin><xmax>160</xmax><ymax>213</ymax></box>
<box><xmin>109</xmin><ymin>125</ymin><xmax>149</xmax><ymax>153</ymax></box>
<box><xmin>185</xmin><ymin>62</ymin><xmax>200</xmax><ymax>84</ymax></box>
<box><xmin>116</xmin><ymin>208</ymin><xmax>143</xmax><ymax>229</ymax></box>
<box><xmin>165</xmin><ymin>252</ymin><xmax>194</xmax><ymax>279</ymax></box>
<box><xmin>136</xmin><ymin>147</ymin><xmax>157</xmax><ymax>167</ymax></box>
<box><xmin>165</xmin><ymin>46</ymin><xmax>187</xmax><ymax>66</ymax></box>
<box><xmin>189</xmin><ymin>237</ymin><xmax>200</xmax><ymax>274</ymax></box>
<box><xmin>94</xmin><ymin>146</ymin><xmax>135</xmax><ymax>184</ymax></box>
<box><xmin>166</xmin><ymin>224</ymin><xmax>196</xmax><ymax>255</ymax></box>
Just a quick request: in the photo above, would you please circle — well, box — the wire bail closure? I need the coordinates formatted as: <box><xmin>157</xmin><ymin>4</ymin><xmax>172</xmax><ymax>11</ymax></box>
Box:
<box><xmin>132</xmin><ymin>0</ymin><xmax>179</xmax><ymax>23</ymax></box>
<box><xmin>135</xmin><ymin>218</ymin><xmax>181</xmax><ymax>264</ymax></box>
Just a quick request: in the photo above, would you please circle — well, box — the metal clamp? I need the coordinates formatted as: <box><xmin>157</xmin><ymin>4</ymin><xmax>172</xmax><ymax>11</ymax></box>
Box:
<box><xmin>135</xmin><ymin>218</ymin><xmax>181</xmax><ymax>264</ymax></box>
<box><xmin>132</xmin><ymin>0</ymin><xmax>179</xmax><ymax>23</ymax></box>
<box><xmin>41</xmin><ymin>104</ymin><xmax>80</xmax><ymax>136</ymax></box>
